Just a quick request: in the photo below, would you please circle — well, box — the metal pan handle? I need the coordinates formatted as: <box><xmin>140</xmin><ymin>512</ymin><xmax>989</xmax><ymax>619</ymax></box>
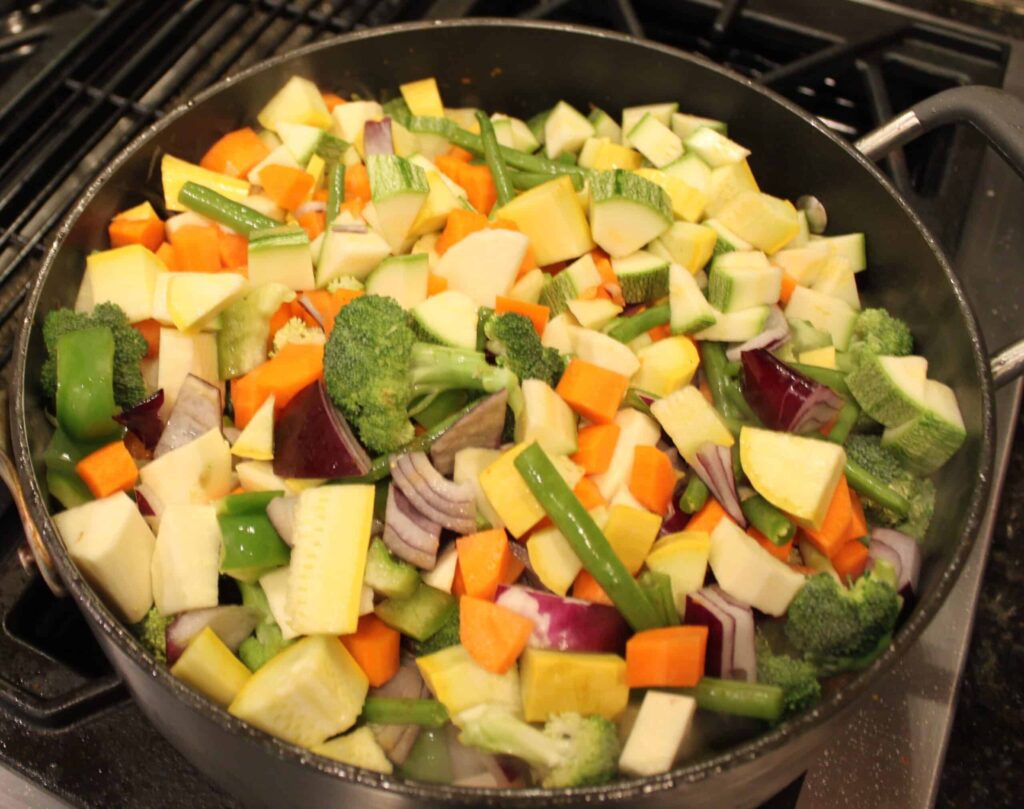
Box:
<box><xmin>855</xmin><ymin>85</ymin><xmax>1024</xmax><ymax>387</ymax></box>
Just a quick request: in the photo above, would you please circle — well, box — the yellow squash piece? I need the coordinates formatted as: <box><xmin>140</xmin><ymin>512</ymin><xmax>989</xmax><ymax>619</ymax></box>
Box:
<box><xmin>75</xmin><ymin>244</ymin><xmax>164</xmax><ymax>323</ymax></box>
<box><xmin>603</xmin><ymin>505</ymin><xmax>662</xmax><ymax>575</ymax></box>
<box><xmin>417</xmin><ymin>645</ymin><xmax>522</xmax><ymax>719</ymax></box>
<box><xmin>704</xmin><ymin>159</ymin><xmax>760</xmax><ymax>217</ymax></box>
<box><xmin>171</xmin><ymin>626</ymin><xmax>251</xmax><ymax>708</ymax></box>
<box><xmin>312</xmin><ymin>727</ymin><xmax>393</xmax><ymax>774</ymax></box>
<box><xmin>592</xmin><ymin>141</ymin><xmax>644</xmax><ymax>171</ymax></box>
<box><xmin>400</xmin><ymin>77</ymin><xmax>445</xmax><ymax>118</ymax></box>
<box><xmin>231</xmin><ymin>395</ymin><xmax>276</xmax><ymax>461</ymax></box>
<box><xmin>716</xmin><ymin>190</ymin><xmax>800</xmax><ymax>255</ymax></box>
<box><xmin>229</xmin><ymin>635</ymin><xmax>368</xmax><ymax>748</ymax></box>
<box><xmin>633</xmin><ymin>336</ymin><xmax>700</xmax><ymax>398</ymax></box>
<box><xmin>645</xmin><ymin>531</ymin><xmax>712</xmax><ymax>613</ymax></box>
<box><xmin>494</xmin><ymin>176</ymin><xmax>594</xmax><ymax>266</ymax></box>
<box><xmin>650</xmin><ymin>385</ymin><xmax>734</xmax><ymax>467</ymax></box>
<box><xmin>798</xmin><ymin>345</ymin><xmax>838</xmax><ymax>369</ymax></box>
<box><xmin>167</xmin><ymin>272</ymin><xmax>247</xmax><ymax>333</ymax></box>
<box><xmin>257</xmin><ymin>75</ymin><xmax>332</xmax><ymax>131</ymax></box>
<box><xmin>520</xmin><ymin>649</ymin><xmax>628</xmax><ymax>722</ymax></box>
<box><xmin>634</xmin><ymin>168</ymin><xmax>706</xmax><ymax>223</ymax></box>
<box><xmin>161</xmin><ymin>154</ymin><xmax>250</xmax><ymax>213</ymax></box>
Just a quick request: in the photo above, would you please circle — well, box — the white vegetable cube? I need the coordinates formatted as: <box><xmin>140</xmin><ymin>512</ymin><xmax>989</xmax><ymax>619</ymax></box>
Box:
<box><xmin>421</xmin><ymin>542</ymin><xmax>459</xmax><ymax>593</ymax></box>
<box><xmin>566</xmin><ymin>298</ymin><xmax>622</xmax><ymax>331</ymax></box>
<box><xmin>527</xmin><ymin>523</ymin><xmax>583</xmax><ymax>596</ymax></box>
<box><xmin>693</xmin><ymin>304</ymin><xmax>771</xmax><ymax>342</ymax></box>
<box><xmin>708</xmin><ymin>518</ymin><xmax>806</xmax><ymax>616</ymax></box>
<box><xmin>704</xmin><ymin>160</ymin><xmax>759</xmax><ymax>218</ymax></box>
<box><xmin>367</xmin><ymin>154</ymin><xmax>429</xmax><ymax>253</ymax></box>
<box><xmin>453</xmin><ymin>448</ymin><xmax>504</xmax><ymax>531</ymax></box>
<box><xmin>771</xmin><ymin>242</ymin><xmax>831</xmax><ymax>286</ymax></box>
<box><xmin>54</xmin><ymin>492</ymin><xmax>155</xmax><ymax>623</ymax></box>
<box><xmin>411</xmin><ymin>290</ymin><xmax>479</xmax><ymax>350</ymax></box>
<box><xmin>248</xmin><ymin>226</ymin><xmax>315</xmax><ymax>291</ymax></box>
<box><xmin>544</xmin><ymin>100</ymin><xmax>595</xmax><ymax>159</ymax></box>
<box><xmin>331</xmin><ymin>100</ymin><xmax>384</xmax><ymax>143</ymax></box>
<box><xmin>257</xmin><ymin>75</ymin><xmax>332</xmax><ymax>131</ymax></box>
<box><xmin>650</xmin><ymin>385</ymin><xmax>734</xmax><ymax>467</ymax></box>
<box><xmin>618</xmin><ymin>690</ymin><xmax>697</xmax><ymax>777</ymax></box>
<box><xmin>434</xmin><ymin>228</ymin><xmax>528</xmax><ymax>307</ymax></box>
<box><xmin>151</xmin><ymin>505</ymin><xmax>221</xmax><ymax>615</ymax></box>
<box><xmin>707</xmin><ymin>250</ymin><xmax>781</xmax><ymax>313</ymax></box>
<box><xmin>231</xmin><ymin>395</ymin><xmax>275</xmax><ymax>461</ymax></box>
<box><xmin>541</xmin><ymin>312</ymin><xmax>576</xmax><ymax>354</ymax></box>
<box><xmin>516</xmin><ymin>378</ymin><xmax>578</xmax><ymax>456</ymax></box>
<box><xmin>784</xmin><ymin>285</ymin><xmax>858</xmax><ymax>350</ymax></box>
<box><xmin>166</xmin><ymin>272</ymin><xmax>248</xmax><ymax>332</ymax></box>
<box><xmin>139</xmin><ymin>427</ymin><xmax>233</xmax><ymax>510</ymax></box>
<box><xmin>316</xmin><ymin>215</ymin><xmax>391</xmax><ymax>286</ymax></box>
<box><xmin>645</xmin><ymin>531</ymin><xmax>711</xmax><ymax>612</ymax></box>
<box><xmin>259</xmin><ymin>566</ymin><xmax>300</xmax><ymax>640</ymax></box>
<box><xmin>567</xmin><ymin>325</ymin><xmax>640</xmax><ymax>379</ymax></box>
<box><xmin>591</xmin><ymin>409</ymin><xmax>661</xmax><ymax>500</ymax></box>
<box><xmin>235</xmin><ymin>460</ymin><xmax>289</xmax><ymax>493</ymax></box>
<box><xmin>622</xmin><ymin>102</ymin><xmax>678</xmax><ymax>138</ymax></box>
<box><xmin>509</xmin><ymin>268</ymin><xmax>546</xmax><ymax>305</ymax></box>
<box><xmin>627</xmin><ymin>114</ymin><xmax>684</xmax><ymax>168</ymax></box>
<box><xmin>76</xmin><ymin>245</ymin><xmax>163</xmax><ymax>322</ymax></box>
<box><xmin>812</xmin><ymin>256</ymin><xmax>861</xmax><ymax>311</ymax></box>
<box><xmin>683</xmin><ymin>126</ymin><xmax>751</xmax><ymax>168</ymax></box>
<box><xmin>156</xmin><ymin>329</ymin><xmax>220</xmax><ymax>415</ymax></box>
<box><xmin>671</xmin><ymin>111</ymin><xmax>727</xmax><ymax>139</ymax></box>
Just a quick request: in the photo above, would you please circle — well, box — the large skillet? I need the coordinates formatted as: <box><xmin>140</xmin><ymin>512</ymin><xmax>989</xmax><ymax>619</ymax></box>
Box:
<box><xmin>3</xmin><ymin>19</ymin><xmax>1024</xmax><ymax>809</ymax></box>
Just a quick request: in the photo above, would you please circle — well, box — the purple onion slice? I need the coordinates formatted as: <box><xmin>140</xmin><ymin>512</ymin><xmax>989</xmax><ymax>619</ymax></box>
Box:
<box><xmin>741</xmin><ymin>348</ymin><xmax>844</xmax><ymax>434</ymax></box>
<box><xmin>692</xmin><ymin>442</ymin><xmax>745</xmax><ymax>527</ymax></box>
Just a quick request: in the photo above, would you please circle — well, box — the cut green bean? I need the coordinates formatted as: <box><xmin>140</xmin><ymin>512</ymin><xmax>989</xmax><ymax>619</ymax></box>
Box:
<box><xmin>178</xmin><ymin>182</ymin><xmax>277</xmax><ymax>236</ymax></box>
<box><xmin>621</xmin><ymin>388</ymin><xmax>656</xmax><ymax>417</ymax></box>
<box><xmin>361</xmin><ymin>697</ymin><xmax>449</xmax><ymax>727</ymax></box>
<box><xmin>638</xmin><ymin>571</ymin><xmax>679</xmax><ymax>626</ymax></box>
<box><xmin>325</xmin><ymin>160</ymin><xmax>345</xmax><ymax>223</ymax></box>
<box><xmin>826</xmin><ymin>400</ymin><xmax>860</xmax><ymax>446</ymax></box>
<box><xmin>605</xmin><ymin>303</ymin><xmax>670</xmax><ymax>344</ymax></box>
<box><xmin>724</xmin><ymin>360</ymin><xmax>742</xmax><ymax>377</ymax></box>
<box><xmin>514</xmin><ymin>443</ymin><xmax>663</xmax><ymax>631</ymax></box>
<box><xmin>509</xmin><ymin>171</ymin><xmax>583</xmax><ymax>191</ymax></box>
<box><xmin>475</xmin><ymin>111</ymin><xmax>515</xmax><ymax>208</ymax></box>
<box><xmin>845</xmin><ymin>458</ymin><xmax>910</xmax><ymax>518</ymax></box>
<box><xmin>788</xmin><ymin>362</ymin><xmax>851</xmax><ymax>397</ymax></box>
<box><xmin>741</xmin><ymin>495</ymin><xmax>795</xmax><ymax>545</ymax></box>
<box><xmin>678</xmin><ymin>678</ymin><xmax>784</xmax><ymax>722</ymax></box>
<box><xmin>678</xmin><ymin>476</ymin><xmax>709</xmax><ymax>514</ymax></box>
<box><xmin>700</xmin><ymin>342</ymin><xmax>741</xmax><ymax>420</ymax></box>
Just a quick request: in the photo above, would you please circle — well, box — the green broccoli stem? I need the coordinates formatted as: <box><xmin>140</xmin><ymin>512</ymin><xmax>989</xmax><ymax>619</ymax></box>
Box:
<box><xmin>677</xmin><ymin>677</ymin><xmax>785</xmax><ymax>722</ymax></box>
<box><xmin>788</xmin><ymin>361</ymin><xmax>851</xmax><ymax>397</ymax></box>
<box><xmin>509</xmin><ymin>170</ymin><xmax>584</xmax><ymax>191</ymax></box>
<box><xmin>475</xmin><ymin>111</ymin><xmax>515</xmax><ymax>208</ymax></box>
<box><xmin>845</xmin><ymin>459</ymin><xmax>910</xmax><ymax>518</ymax></box>
<box><xmin>826</xmin><ymin>400</ymin><xmax>860</xmax><ymax>445</ymax></box>
<box><xmin>741</xmin><ymin>495</ymin><xmax>795</xmax><ymax>545</ymax></box>
<box><xmin>361</xmin><ymin>697</ymin><xmax>450</xmax><ymax>727</ymax></box>
<box><xmin>604</xmin><ymin>303</ymin><xmax>670</xmax><ymax>344</ymax></box>
<box><xmin>514</xmin><ymin>443</ymin><xmax>664</xmax><ymax>631</ymax></box>
<box><xmin>678</xmin><ymin>475</ymin><xmax>709</xmax><ymax>514</ymax></box>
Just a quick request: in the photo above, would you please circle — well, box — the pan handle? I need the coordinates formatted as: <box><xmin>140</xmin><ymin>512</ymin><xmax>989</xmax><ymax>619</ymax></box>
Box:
<box><xmin>856</xmin><ymin>86</ymin><xmax>1024</xmax><ymax>387</ymax></box>
<box><xmin>0</xmin><ymin>391</ymin><xmax>66</xmax><ymax>596</ymax></box>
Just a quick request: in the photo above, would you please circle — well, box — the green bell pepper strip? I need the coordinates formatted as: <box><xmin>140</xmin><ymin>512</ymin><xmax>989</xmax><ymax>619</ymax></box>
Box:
<box><xmin>604</xmin><ymin>303</ymin><xmax>670</xmax><ymax>344</ymax></box>
<box><xmin>178</xmin><ymin>182</ymin><xmax>278</xmax><ymax>236</ymax></box>
<box><xmin>361</xmin><ymin>698</ymin><xmax>450</xmax><ymax>728</ymax></box>
<box><xmin>43</xmin><ymin>428</ymin><xmax>109</xmax><ymax>509</ymax></box>
<box><xmin>678</xmin><ymin>678</ymin><xmax>784</xmax><ymax>722</ymax></box>
<box><xmin>740</xmin><ymin>495</ymin><xmax>796</xmax><ymax>545</ymax></box>
<box><xmin>475</xmin><ymin>111</ymin><xmax>515</xmax><ymax>208</ymax></box>
<box><xmin>56</xmin><ymin>326</ymin><xmax>121</xmax><ymax>442</ymax></box>
<box><xmin>826</xmin><ymin>400</ymin><xmax>860</xmax><ymax>445</ymax></box>
<box><xmin>216</xmin><ymin>490</ymin><xmax>283</xmax><ymax>517</ymax></box>
<box><xmin>219</xmin><ymin>513</ymin><xmax>290</xmax><ymax>575</ymax></box>
<box><xmin>397</xmin><ymin>728</ymin><xmax>452</xmax><ymax>784</ymax></box>
<box><xmin>678</xmin><ymin>475</ymin><xmax>709</xmax><ymax>515</ymax></box>
<box><xmin>509</xmin><ymin>170</ymin><xmax>584</xmax><ymax>191</ymax></box>
<box><xmin>325</xmin><ymin>160</ymin><xmax>345</xmax><ymax>223</ymax></box>
<box><xmin>845</xmin><ymin>459</ymin><xmax>910</xmax><ymax>518</ymax></box>
<box><xmin>513</xmin><ymin>442</ymin><xmax>664</xmax><ymax>631</ymax></box>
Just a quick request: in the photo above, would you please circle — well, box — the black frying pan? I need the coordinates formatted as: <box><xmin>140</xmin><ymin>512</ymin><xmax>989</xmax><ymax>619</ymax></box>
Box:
<box><xmin>3</xmin><ymin>20</ymin><xmax>1024</xmax><ymax>809</ymax></box>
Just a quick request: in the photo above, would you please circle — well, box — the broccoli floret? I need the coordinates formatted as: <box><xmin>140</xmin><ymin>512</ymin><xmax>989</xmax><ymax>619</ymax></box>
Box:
<box><xmin>409</xmin><ymin>343</ymin><xmax>524</xmax><ymax>422</ymax></box>
<box><xmin>326</xmin><ymin>275</ymin><xmax>365</xmax><ymax>293</ymax></box>
<box><xmin>132</xmin><ymin>606</ymin><xmax>171</xmax><ymax>663</ymax></box>
<box><xmin>838</xmin><ymin>308</ymin><xmax>913</xmax><ymax>374</ymax></box>
<box><xmin>785</xmin><ymin>571</ymin><xmax>900</xmax><ymax>676</ymax></box>
<box><xmin>271</xmin><ymin>316</ymin><xmax>325</xmax><ymax>356</ymax></box>
<box><xmin>845</xmin><ymin>435</ymin><xmax>936</xmax><ymax>538</ymax></box>
<box><xmin>483</xmin><ymin>311</ymin><xmax>566</xmax><ymax>388</ymax></box>
<box><xmin>756</xmin><ymin>638</ymin><xmax>821</xmax><ymax>716</ymax></box>
<box><xmin>323</xmin><ymin>295</ymin><xmax>417</xmax><ymax>454</ymax></box>
<box><xmin>41</xmin><ymin>302</ymin><xmax>148</xmax><ymax>408</ymax></box>
<box><xmin>456</xmin><ymin>706</ymin><xmax>619</xmax><ymax>788</ymax></box>
<box><xmin>237</xmin><ymin>581</ymin><xmax>292</xmax><ymax>671</ymax></box>
<box><xmin>409</xmin><ymin>601</ymin><xmax>460</xmax><ymax>656</ymax></box>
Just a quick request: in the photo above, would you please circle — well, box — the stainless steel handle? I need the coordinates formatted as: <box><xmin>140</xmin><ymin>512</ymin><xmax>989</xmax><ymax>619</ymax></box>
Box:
<box><xmin>0</xmin><ymin>390</ymin><xmax>65</xmax><ymax>597</ymax></box>
<box><xmin>855</xmin><ymin>85</ymin><xmax>1024</xmax><ymax>387</ymax></box>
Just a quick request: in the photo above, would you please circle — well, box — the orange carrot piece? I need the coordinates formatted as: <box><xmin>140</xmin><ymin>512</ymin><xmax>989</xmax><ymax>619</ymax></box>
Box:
<box><xmin>626</xmin><ymin>625</ymin><xmax>708</xmax><ymax>688</ymax></box>
<box><xmin>629</xmin><ymin>445</ymin><xmax>676</xmax><ymax>516</ymax></box>
<box><xmin>426</xmin><ymin>273</ymin><xmax>448</xmax><ymax>296</ymax></box>
<box><xmin>75</xmin><ymin>441</ymin><xmax>138</xmax><ymax>498</ymax></box>
<box><xmin>846</xmin><ymin>490</ymin><xmax>869</xmax><ymax>542</ymax></box>
<box><xmin>457</xmin><ymin>163</ymin><xmax>497</xmax><ymax>214</ymax></box>
<box><xmin>155</xmin><ymin>242</ymin><xmax>178</xmax><ymax>271</ymax></box>
<box><xmin>268</xmin><ymin>301</ymin><xmax>295</xmax><ymax>347</ymax></box>
<box><xmin>170</xmin><ymin>224</ymin><xmax>221</xmax><ymax>273</ymax></box>
<box><xmin>573</xmin><ymin>477</ymin><xmax>606</xmax><ymax>512</ymax></box>
<box><xmin>344</xmin><ymin>162</ymin><xmax>370</xmax><ymax>202</ymax></box>
<box><xmin>200</xmin><ymin>127</ymin><xmax>270</xmax><ymax>179</ymax></box>
<box><xmin>750</xmin><ymin>527</ymin><xmax>794</xmax><ymax>562</ymax></box>
<box><xmin>801</xmin><ymin>475</ymin><xmax>854</xmax><ymax>559</ymax></box>
<box><xmin>313</xmin><ymin>188</ymin><xmax>329</xmax><ymax>203</ymax></box>
<box><xmin>591</xmin><ymin>249</ymin><xmax>617</xmax><ymax>287</ymax></box>
<box><xmin>572</xmin><ymin>569</ymin><xmax>615</xmax><ymax>606</ymax></box>
<box><xmin>451</xmin><ymin>561</ymin><xmax>467</xmax><ymax>597</ymax></box>
<box><xmin>218</xmin><ymin>230</ymin><xmax>248</xmax><ymax>270</ymax></box>
<box><xmin>132</xmin><ymin>319</ymin><xmax>161</xmax><ymax>359</ymax></box>
<box><xmin>686</xmin><ymin>497</ymin><xmax>731</xmax><ymax>533</ymax></box>
<box><xmin>831</xmin><ymin>539</ymin><xmax>870</xmax><ymax>582</ymax></box>
<box><xmin>555</xmin><ymin>359</ymin><xmax>630</xmax><ymax>425</ymax></box>
<box><xmin>779</xmin><ymin>273</ymin><xmax>798</xmax><ymax>305</ymax></box>
<box><xmin>312</xmin><ymin>288</ymin><xmax>363</xmax><ymax>337</ymax></box>
<box><xmin>445</xmin><ymin>145</ymin><xmax>474</xmax><ymax>162</ymax></box>
<box><xmin>434</xmin><ymin>207</ymin><xmax>488</xmax><ymax>255</ymax></box>
<box><xmin>297</xmin><ymin>210</ymin><xmax>326</xmax><ymax>241</ymax></box>
<box><xmin>499</xmin><ymin>552</ymin><xmax>526</xmax><ymax>586</ymax></box>
<box><xmin>459</xmin><ymin>596</ymin><xmax>534</xmax><ymax>674</ymax></box>
<box><xmin>108</xmin><ymin>216</ymin><xmax>165</xmax><ymax>252</ymax></box>
<box><xmin>230</xmin><ymin>343</ymin><xmax>324</xmax><ymax>428</ymax></box>
<box><xmin>340</xmin><ymin>614</ymin><xmax>400</xmax><ymax>688</ymax></box>
<box><xmin>339</xmin><ymin>197</ymin><xmax>366</xmax><ymax>217</ymax></box>
<box><xmin>455</xmin><ymin>528</ymin><xmax>510</xmax><ymax>602</ymax></box>
<box><xmin>571</xmin><ymin>423</ymin><xmax>621</xmax><ymax>475</ymax></box>
<box><xmin>648</xmin><ymin>323</ymin><xmax>672</xmax><ymax>342</ymax></box>
<box><xmin>322</xmin><ymin>92</ymin><xmax>346</xmax><ymax>111</ymax></box>
<box><xmin>259</xmin><ymin>164</ymin><xmax>315</xmax><ymax>212</ymax></box>
<box><xmin>495</xmin><ymin>296</ymin><xmax>550</xmax><ymax>336</ymax></box>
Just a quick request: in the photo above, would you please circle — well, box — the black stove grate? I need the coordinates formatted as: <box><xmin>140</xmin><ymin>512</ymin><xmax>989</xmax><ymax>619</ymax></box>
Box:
<box><xmin>0</xmin><ymin>1</ymin><xmax>1012</xmax><ymax>807</ymax></box>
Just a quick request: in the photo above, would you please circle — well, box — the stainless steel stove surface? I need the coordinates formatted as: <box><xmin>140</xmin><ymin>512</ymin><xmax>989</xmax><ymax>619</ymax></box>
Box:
<box><xmin>0</xmin><ymin>1</ymin><xmax>1022</xmax><ymax>807</ymax></box>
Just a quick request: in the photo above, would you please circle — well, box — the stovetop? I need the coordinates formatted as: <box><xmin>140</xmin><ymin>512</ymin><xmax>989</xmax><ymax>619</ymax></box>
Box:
<box><xmin>1</xmin><ymin>2</ymin><xmax>1022</xmax><ymax>808</ymax></box>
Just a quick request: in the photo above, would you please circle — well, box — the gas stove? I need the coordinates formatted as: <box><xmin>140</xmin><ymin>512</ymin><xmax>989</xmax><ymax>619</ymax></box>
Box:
<box><xmin>0</xmin><ymin>1</ymin><xmax>1021</xmax><ymax>807</ymax></box>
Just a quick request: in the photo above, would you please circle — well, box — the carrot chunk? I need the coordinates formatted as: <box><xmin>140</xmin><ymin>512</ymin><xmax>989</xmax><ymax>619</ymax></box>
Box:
<box><xmin>629</xmin><ymin>445</ymin><xmax>676</xmax><ymax>516</ymax></box>
<box><xmin>170</xmin><ymin>224</ymin><xmax>221</xmax><ymax>273</ymax></box>
<box><xmin>200</xmin><ymin>127</ymin><xmax>270</xmax><ymax>179</ymax></box>
<box><xmin>259</xmin><ymin>164</ymin><xmax>315</xmax><ymax>212</ymax></box>
<box><xmin>230</xmin><ymin>343</ymin><xmax>324</xmax><ymax>428</ymax></box>
<box><xmin>626</xmin><ymin>625</ymin><xmax>708</xmax><ymax>688</ymax></box>
<box><xmin>555</xmin><ymin>359</ymin><xmax>630</xmax><ymax>425</ymax></box>
<box><xmin>455</xmin><ymin>528</ymin><xmax>511</xmax><ymax>602</ymax></box>
<box><xmin>495</xmin><ymin>296</ymin><xmax>550</xmax><ymax>335</ymax></box>
<box><xmin>571</xmin><ymin>424</ymin><xmax>621</xmax><ymax>475</ymax></box>
<box><xmin>75</xmin><ymin>441</ymin><xmax>138</xmax><ymax>498</ymax></box>
<box><xmin>459</xmin><ymin>596</ymin><xmax>534</xmax><ymax>674</ymax></box>
<box><xmin>340</xmin><ymin>614</ymin><xmax>400</xmax><ymax>688</ymax></box>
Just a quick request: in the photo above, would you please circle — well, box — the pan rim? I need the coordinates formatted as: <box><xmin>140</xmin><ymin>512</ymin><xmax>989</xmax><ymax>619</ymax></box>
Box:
<box><xmin>10</xmin><ymin>17</ymin><xmax>995</xmax><ymax>804</ymax></box>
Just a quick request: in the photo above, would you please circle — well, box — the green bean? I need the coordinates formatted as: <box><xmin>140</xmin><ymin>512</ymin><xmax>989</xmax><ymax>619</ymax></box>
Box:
<box><xmin>514</xmin><ymin>443</ymin><xmax>663</xmax><ymax>631</ymax></box>
<box><xmin>845</xmin><ymin>458</ymin><xmax>910</xmax><ymax>518</ymax></box>
<box><xmin>605</xmin><ymin>303</ymin><xmax>670</xmax><ymax>344</ymax></box>
<box><xmin>827</xmin><ymin>400</ymin><xmax>860</xmax><ymax>445</ymax></box>
<box><xmin>724</xmin><ymin>360</ymin><xmax>742</xmax><ymax>377</ymax></box>
<box><xmin>621</xmin><ymin>388</ymin><xmax>657</xmax><ymax>418</ymax></box>
<box><xmin>723</xmin><ymin>378</ymin><xmax>757</xmax><ymax>423</ymax></box>
<box><xmin>325</xmin><ymin>160</ymin><xmax>345</xmax><ymax>223</ymax></box>
<box><xmin>788</xmin><ymin>362</ymin><xmax>851</xmax><ymax>397</ymax></box>
<box><xmin>678</xmin><ymin>476</ymin><xmax>709</xmax><ymax>514</ymax></box>
<box><xmin>475</xmin><ymin>111</ymin><xmax>515</xmax><ymax>208</ymax></box>
<box><xmin>741</xmin><ymin>495</ymin><xmax>795</xmax><ymax>545</ymax></box>
<box><xmin>700</xmin><ymin>342</ymin><xmax>741</xmax><ymax>420</ymax></box>
<box><xmin>361</xmin><ymin>698</ymin><xmax>449</xmax><ymax>728</ymax></box>
<box><xmin>509</xmin><ymin>171</ymin><xmax>583</xmax><ymax>191</ymax></box>
<box><xmin>178</xmin><ymin>182</ymin><xmax>277</xmax><ymax>236</ymax></box>
<box><xmin>678</xmin><ymin>678</ymin><xmax>784</xmax><ymax>722</ymax></box>
<box><xmin>638</xmin><ymin>571</ymin><xmax>679</xmax><ymax>626</ymax></box>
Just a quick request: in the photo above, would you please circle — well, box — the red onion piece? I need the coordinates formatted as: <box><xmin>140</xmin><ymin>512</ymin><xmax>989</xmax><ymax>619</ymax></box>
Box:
<box><xmin>494</xmin><ymin>585</ymin><xmax>630</xmax><ymax>654</ymax></box>
<box><xmin>390</xmin><ymin>453</ymin><xmax>476</xmax><ymax>534</ymax></box>
<box><xmin>332</xmin><ymin>222</ymin><xmax>368</xmax><ymax>234</ymax></box>
<box><xmin>686</xmin><ymin>590</ymin><xmax>735</xmax><ymax>678</ymax></box>
<box><xmin>364</xmin><ymin>117</ymin><xmax>394</xmax><ymax>156</ymax></box>
<box><xmin>383</xmin><ymin>483</ymin><xmax>441</xmax><ymax>569</ymax></box>
<box><xmin>428</xmin><ymin>389</ymin><xmax>508</xmax><ymax>476</ymax></box>
<box><xmin>114</xmin><ymin>389</ymin><xmax>164</xmax><ymax>450</ymax></box>
<box><xmin>705</xmin><ymin>586</ymin><xmax>756</xmax><ymax>682</ymax></box>
<box><xmin>692</xmin><ymin>442</ymin><xmax>746</xmax><ymax>527</ymax></box>
<box><xmin>741</xmin><ymin>348</ymin><xmax>844</xmax><ymax>434</ymax></box>
<box><xmin>165</xmin><ymin>605</ymin><xmax>261</xmax><ymax>665</ymax></box>
<box><xmin>134</xmin><ymin>486</ymin><xmax>156</xmax><ymax>516</ymax></box>
<box><xmin>726</xmin><ymin>306</ymin><xmax>790</xmax><ymax>362</ymax></box>
<box><xmin>870</xmin><ymin>528</ymin><xmax>921</xmax><ymax>595</ymax></box>
<box><xmin>294</xmin><ymin>200</ymin><xmax>326</xmax><ymax>218</ymax></box>
<box><xmin>154</xmin><ymin>375</ymin><xmax>221</xmax><ymax>458</ymax></box>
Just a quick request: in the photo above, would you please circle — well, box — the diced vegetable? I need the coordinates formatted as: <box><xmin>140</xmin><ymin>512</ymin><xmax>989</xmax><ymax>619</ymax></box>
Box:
<box><xmin>617</xmin><ymin>690</ymin><xmax>697</xmax><ymax>777</ymax></box>
<box><xmin>341</xmin><ymin>614</ymin><xmax>401</xmax><ymax>688</ymax></box>
<box><xmin>171</xmin><ymin>626</ymin><xmax>252</xmax><ymax>708</ymax></box>
<box><xmin>153</xmin><ymin>505</ymin><xmax>221</xmax><ymax>614</ymax></box>
<box><xmin>626</xmin><ymin>625</ymin><xmax>708</xmax><ymax>687</ymax></box>
<box><xmin>416</xmin><ymin>644</ymin><xmax>522</xmax><ymax>718</ymax></box>
<box><xmin>459</xmin><ymin>595</ymin><xmax>534</xmax><ymax>674</ymax></box>
<box><xmin>520</xmin><ymin>648</ymin><xmax>628</xmax><ymax>722</ymax></box>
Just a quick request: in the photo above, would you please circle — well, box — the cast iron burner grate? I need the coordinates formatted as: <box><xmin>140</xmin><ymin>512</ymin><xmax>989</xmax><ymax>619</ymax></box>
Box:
<box><xmin>0</xmin><ymin>1</ymin><xmax>1012</xmax><ymax>807</ymax></box>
